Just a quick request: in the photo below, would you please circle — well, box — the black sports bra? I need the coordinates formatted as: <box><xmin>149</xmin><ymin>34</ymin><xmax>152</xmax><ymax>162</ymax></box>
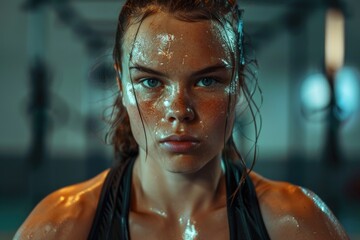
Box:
<box><xmin>88</xmin><ymin>159</ymin><xmax>270</xmax><ymax>239</ymax></box>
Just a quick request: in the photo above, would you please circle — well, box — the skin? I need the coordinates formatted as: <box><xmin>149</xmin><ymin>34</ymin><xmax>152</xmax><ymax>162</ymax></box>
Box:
<box><xmin>14</xmin><ymin>12</ymin><xmax>349</xmax><ymax>240</ymax></box>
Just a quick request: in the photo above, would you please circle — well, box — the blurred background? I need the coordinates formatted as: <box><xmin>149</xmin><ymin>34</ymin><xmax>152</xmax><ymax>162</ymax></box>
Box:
<box><xmin>1</xmin><ymin>0</ymin><xmax>359</xmax><ymax>239</ymax></box>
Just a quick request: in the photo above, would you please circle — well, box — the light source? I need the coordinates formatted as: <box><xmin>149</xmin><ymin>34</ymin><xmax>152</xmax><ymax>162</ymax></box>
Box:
<box><xmin>299</xmin><ymin>5</ymin><xmax>356</xmax><ymax>166</ymax></box>
<box><xmin>325</xmin><ymin>8</ymin><xmax>345</xmax><ymax>76</ymax></box>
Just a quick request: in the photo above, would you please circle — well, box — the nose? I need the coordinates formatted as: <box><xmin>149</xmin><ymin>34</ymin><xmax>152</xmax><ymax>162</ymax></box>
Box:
<box><xmin>165</xmin><ymin>89</ymin><xmax>195</xmax><ymax>123</ymax></box>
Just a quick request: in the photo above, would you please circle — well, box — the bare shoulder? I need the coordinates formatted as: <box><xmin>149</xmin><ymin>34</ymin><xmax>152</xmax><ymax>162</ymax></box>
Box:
<box><xmin>13</xmin><ymin>169</ymin><xmax>110</xmax><ymax>240</ymax></box>
<box><xmin>249</xmin><ymin>171</ymin><xmax>349</xmax><ymax>240</ymax></box>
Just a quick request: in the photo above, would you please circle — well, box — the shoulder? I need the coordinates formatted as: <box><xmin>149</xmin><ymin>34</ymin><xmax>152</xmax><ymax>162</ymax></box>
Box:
<box><xmin>249</xmin><ymin>171</ymin><xmax>349</xmax><ymax>240</ymax></box>
<box><xmin>13</xmin><ymin>169</ymin><xmax>110</xmax><ymax>240</ymax></box>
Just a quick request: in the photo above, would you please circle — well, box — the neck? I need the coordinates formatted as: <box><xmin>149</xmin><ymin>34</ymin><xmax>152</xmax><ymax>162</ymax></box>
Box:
<box><xmin>131</xmin><ymin>152</ymin><xmax>227</xmax><ymax>219</ymax></box>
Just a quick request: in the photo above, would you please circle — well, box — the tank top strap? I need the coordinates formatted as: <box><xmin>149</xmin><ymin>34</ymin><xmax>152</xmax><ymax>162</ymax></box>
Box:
<box><xmin>89</xmin><ymin>158</ymin><xmax>270</xmax><ymax>240</ymax></box>
<box><xmin>88</xmin><ymin>158</ymin><xmax>135</xmax><ymax>240</ymax></box>
<box><xmin>225</xmin><ymin>160</ymin><xmax>271</xmax><ymax>240</ymax></box>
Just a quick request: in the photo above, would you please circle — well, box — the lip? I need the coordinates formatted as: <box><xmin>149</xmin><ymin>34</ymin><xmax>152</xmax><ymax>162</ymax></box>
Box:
<box><xmin>159</xmin><ymin>135</ymin><xmax>200</xmax><ymax>153</ymax></box>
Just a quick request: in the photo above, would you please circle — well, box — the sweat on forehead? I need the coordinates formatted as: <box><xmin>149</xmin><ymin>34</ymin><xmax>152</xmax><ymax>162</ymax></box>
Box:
<box><xmin>121</xmin><ymin>11</ymin><xmax>235</xmax><ymax>70</ymax></box>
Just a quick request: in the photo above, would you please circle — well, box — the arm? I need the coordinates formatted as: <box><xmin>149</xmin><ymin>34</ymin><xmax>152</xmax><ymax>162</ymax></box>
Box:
<box><xmin>250</xmin><ymin>172</ymin><xmax>349</xmax><ymax>240</ymax></box>
<box><xmin>13</xmin><ymin>170</ymin><xmax>109</xmax><ymax>240</ymax></box>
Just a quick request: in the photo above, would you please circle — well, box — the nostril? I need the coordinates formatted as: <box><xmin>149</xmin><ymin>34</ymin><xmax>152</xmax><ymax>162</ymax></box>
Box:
<box><xmin>165</xmin><ymin>107</ymin><xmax>195</xmax><ymax>122</ymax></box>
<box><xmin>185</xmin><ymin>107</ymin><xmax>194</xmax><ymax>117</ymax></box>
<box><xmin>182</xmin><ymin>109</ymin><xmax>195</xmax><ymax>122</ymax></box>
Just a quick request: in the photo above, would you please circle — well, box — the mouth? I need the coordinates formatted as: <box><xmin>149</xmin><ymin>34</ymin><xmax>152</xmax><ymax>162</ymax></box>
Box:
<box><xmin>159</xmin><ymin>135</ymin><xmax>200</xmax><ymax>153</ymax></box>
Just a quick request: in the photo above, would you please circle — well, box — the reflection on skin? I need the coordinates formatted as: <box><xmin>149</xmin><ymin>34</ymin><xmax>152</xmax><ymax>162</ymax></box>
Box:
<box><xmin>179</xmin><ymin>218</ymin><xmax>198</xmax><ymax>240</ymax></box>
<box><xmin>209</xmin><ymin>21</ymin><xmax>236</xmax><ymax>54</ymax></box>
<box><xmin>301</xmin><ymin>188</ymin><xmax>333</xmax><ymax>220</ymax></box>
<box><xmin>25</xmin><ymin>223</ymin><xmax>59</xmax><ymax>239</ymax></box>
<box><xmin>125</xmin><ymin>82</ymin><xmax>136</xmax><ymax>105</ymax></box>
<box><xmin>18</xmin><ymin>173</ymin><xmax>108</xmax><ymax>240</ymax></box>
<box><xmin>150</xmin><ymin>207</ymin><xmax>167</xmax><ymax>217</ymax></box>
<box><xmin>301</xmin><ymin>188</ymin><xmax>345</xmax><ymax>238</ymax></box>
<box><xmin>132</xmin><ymin>40</ymin><xmax>149</xmax><ymax>64</ymax></box>
<box><xmin>182</xmin><ymin>54</ymin><xmax>188</xmax><ymax>65</ymax></box>
<box><xmin>61</xmin><ymin>195</ymin><xmax>80</xmax><ymax>208</ymax></box>
<box><xmin>279</xmin><ymin>215</ymin><xmax>300</xmax><ymax>230</ymax></box>
<box><xmin>157</xmin><ymin>33</ymin><xmax>175</xmax><ymax>60</ymax></box>
<box><xmin>164</xmin><ymin>99</ymin><xmax>170</xmax><ymax>107</ymax></box>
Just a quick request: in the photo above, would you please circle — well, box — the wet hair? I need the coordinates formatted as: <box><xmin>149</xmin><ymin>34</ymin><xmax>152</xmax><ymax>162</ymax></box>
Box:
<box><xmin>107</xmin><ymin>0</ymin><xmax>261</xmax><ymax>186</ymax></box>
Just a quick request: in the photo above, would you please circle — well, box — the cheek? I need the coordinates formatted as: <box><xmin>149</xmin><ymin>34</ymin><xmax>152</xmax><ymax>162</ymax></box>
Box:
<box><xmin>200</xmin><ymin>94</ymin><xmax>236</xmax><ymax>140</ymax></box>
<box><xmin>125</xmin><ymin>104</ymin><xmax>143</xmax><ymax>142</ymax></box>
<box><xmin>122</xmin><ymin>83</ymin><xmax>137</xmax><ymax>106</ymax></box>
<box><xmin>126</xmin><ymin>97</ymin><xmax>163</xmax><ymax>142</ymax></box>
<box><xmin>198</xmin><ymin>97</ymin><xmax>228</xmax><ymax>131</ymax></box>
<box><xmin>123</xmin><ymin>88</ymin><xmax>155</xmax><ymax>140</ymax></box>
<box><xmin>202</xmin><ymin>92</ymin><xmax>228</xmax><ymax>113</ymax></box>
<box><xmin>123</xmin><ymin>82</ymin><xmax>165</xmax><ymax>136</ymax></box>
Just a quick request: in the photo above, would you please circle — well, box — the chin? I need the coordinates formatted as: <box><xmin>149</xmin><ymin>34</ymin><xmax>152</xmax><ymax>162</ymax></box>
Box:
<box><xmin>162</xmin><ymin>154</ymin><xmax>212</xmax><ymax>174</ymax></box>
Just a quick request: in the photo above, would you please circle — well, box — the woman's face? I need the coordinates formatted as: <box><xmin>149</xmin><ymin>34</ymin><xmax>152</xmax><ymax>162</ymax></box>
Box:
<box><xmin>120</xmin><ymin>12</ymin><xmax>238</xmax><ymax>173</ymax></box>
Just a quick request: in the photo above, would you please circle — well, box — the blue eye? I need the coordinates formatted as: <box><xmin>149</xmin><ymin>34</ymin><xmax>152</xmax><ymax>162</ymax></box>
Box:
<box><xmin>197</xmin><ymin>77</ymin><xmax>216</xmax><ymax>87</ymax></box>
<box><xmin>141</xmin><ymin>78</ymin><xmax>161</xmax><ymax>88</ymax></box>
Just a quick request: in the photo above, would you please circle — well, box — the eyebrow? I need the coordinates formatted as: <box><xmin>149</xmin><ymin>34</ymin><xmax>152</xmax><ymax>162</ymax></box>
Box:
<box><xmin>129</xmin><ymin>63</ymin><xmax>232</xmax><ymax>78</ymax></box>
<box><xmin>129</xmin><ymin>64</ymin><xmax>168</xmax><ymax>78</ymax></box>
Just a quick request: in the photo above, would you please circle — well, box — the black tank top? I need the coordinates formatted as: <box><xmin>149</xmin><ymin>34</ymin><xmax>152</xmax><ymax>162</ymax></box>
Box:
<box><xmin>88</xmin><ymin>159</ymin><xmax>270</xmax><ymax>239</ymax></box>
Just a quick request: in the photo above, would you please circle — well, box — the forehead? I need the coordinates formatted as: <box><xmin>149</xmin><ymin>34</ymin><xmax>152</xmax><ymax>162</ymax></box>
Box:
<box><xmin>122</xmin><ymin>12</ymin><xmax>234</xmax><ymax>68</ymax></box>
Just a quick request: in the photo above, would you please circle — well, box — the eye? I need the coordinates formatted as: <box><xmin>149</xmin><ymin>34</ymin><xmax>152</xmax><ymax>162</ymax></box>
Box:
<box><xmin>140</xmin><ymin>78</ymin><xmax>161</xmax><ymax>88</ymax></box>
<box><xmin>196</xmin><ymin>77</ymin><xmax>217</xmax><ymax>87</ymax></box>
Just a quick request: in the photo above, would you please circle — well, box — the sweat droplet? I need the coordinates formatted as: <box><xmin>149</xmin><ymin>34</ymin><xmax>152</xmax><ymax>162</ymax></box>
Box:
<box><xmin>44</xmin><ymin>225</ymin><xmax>51</xmax><ymax>234</ymax></box>
<box><xmin>182</xmin><ymin>55</ymin><xmax>188</xmax><ymax>65</ymax></box>
<box><xmin>157</xmin><ymin>33</ymin><xmax>175</xmax><ymax>60</ymax></box>
<box><xmin>183</xmin><ymin>219</ymin><xmax>198</xmax><ymax>240</ymax></box>
<box><xmin>200</xmin><ymin>121</ymin><xmax>205</xmax><ymax>130</ymax></box>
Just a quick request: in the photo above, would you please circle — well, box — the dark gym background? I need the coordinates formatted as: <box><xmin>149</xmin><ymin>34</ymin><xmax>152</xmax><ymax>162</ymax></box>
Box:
<box><xmin>1</xmin><ymin>0</ymin><xmax>359</xmax><ymax>239</ymax></box>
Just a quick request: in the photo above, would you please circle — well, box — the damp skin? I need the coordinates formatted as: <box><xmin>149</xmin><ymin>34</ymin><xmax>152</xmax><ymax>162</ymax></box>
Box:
<box><xmin>121</xmin><ymin>12</ymin><xmax>237</xmax><ymax>174</ymax></box>
<box><xmin>300</xmin><ymin>188</ymin><xmax>349</xmax><ymax>239</ymax></box>
<box><xmin>119</xmin><ymin>12</ymin><xmax>236</xmax><ymax>239</ymax></box>
<box><xmin>14</xmin><ymin>173</ymin><xmax>108</xmax><ymax>240</ymax></box>
<box><xmin>156</xmin><ymin>33</ymin><xmax>175</xmax><ymax>60</ymax></box>
<box><xmin>180</xmin><ymin>218</ymin><xmax>199</xmax><ymax>240</ymax></box>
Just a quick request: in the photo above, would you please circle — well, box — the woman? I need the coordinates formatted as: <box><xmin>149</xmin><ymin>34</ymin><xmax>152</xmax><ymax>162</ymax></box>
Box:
<box><xmin>15</xmin><ymin>0</ymin><xmax>349</xmax><ymax>239</ymax></box>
